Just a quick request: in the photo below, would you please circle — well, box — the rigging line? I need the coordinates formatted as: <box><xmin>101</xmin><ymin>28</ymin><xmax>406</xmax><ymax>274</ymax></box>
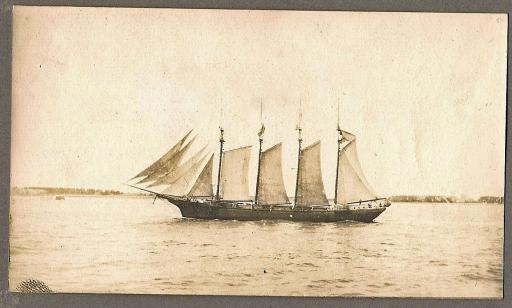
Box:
<box><xmin>123</xmin><ymin>183</ymin><xmax>162</xmax><ymax>197</ymax></box>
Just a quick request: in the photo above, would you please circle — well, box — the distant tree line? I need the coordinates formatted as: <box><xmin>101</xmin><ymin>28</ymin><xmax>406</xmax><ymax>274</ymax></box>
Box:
<box><xmin>11</xmin><ymin>186</ymin><xmax>127</xmax><ymax>196</ymax></box>
<box><xmin>389</xmin><ymin>195</ymin><xmax>504</xmax><ymax>204</ymax></box>
<box><xmin>477</xmin><ymin>196</ymin><xmax>504</xmax><ymax>204</ymax></box>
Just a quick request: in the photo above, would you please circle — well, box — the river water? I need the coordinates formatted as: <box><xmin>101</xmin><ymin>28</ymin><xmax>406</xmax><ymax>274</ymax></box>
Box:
<box><xmin>8</xmin><ymin>196</ymin><xmax>503</xmax><ymax>297</ymax></box>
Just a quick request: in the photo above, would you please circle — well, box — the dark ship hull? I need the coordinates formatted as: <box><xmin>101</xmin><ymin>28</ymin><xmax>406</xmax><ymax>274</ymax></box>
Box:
<box><xmin>163</xmin><ymin>197</ymin><xmax>389</xmax><ymax>223</ymax></box>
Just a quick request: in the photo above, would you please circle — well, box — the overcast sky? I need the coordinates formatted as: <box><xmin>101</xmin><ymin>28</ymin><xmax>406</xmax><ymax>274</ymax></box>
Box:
<box><xmin>11</xmin><ymin>7</ymin><xmax>507</xmax><ymax>198</ymax></box>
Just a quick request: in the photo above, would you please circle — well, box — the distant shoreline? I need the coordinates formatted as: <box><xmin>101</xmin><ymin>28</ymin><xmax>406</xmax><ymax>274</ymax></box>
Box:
<box><xmin>389</xmin><ymin>195</ymin><xmax>504</xmax><ymax>204</ymax></box>
<box><xmin>10</xmin><ymin>187</ymin><xmax>503</xmax><ymax>204</ymax></box>
<box><xmin>10</xmin><ymin>187</ymin><xmax>151</xmax><ymax>198</ymax></box>
<box><xmin>11</xmin><ymin>194</ymin><xmax>153</xmax><ymax>199</ymax></box>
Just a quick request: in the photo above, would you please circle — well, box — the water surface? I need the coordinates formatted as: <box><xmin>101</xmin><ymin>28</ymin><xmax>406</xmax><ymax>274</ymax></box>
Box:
<box><xmin>9</xmin><ymin>196</ymin><xmax>503</xmax><ymax>297</ymax></box>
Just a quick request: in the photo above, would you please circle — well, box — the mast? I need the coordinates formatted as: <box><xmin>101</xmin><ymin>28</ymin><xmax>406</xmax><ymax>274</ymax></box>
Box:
<box><xmin>334</xmin><ymin>127</ymin><xmax>343</xmax><ymax>205</ymax></box>
<box><xmin>255</xmin><ymin>100</ymin><xmax>264</xmax><ymax>206</ymax></box>
<box><xmin>293</xmin><ymin>100</ymin><xmax>303</xmax><ymax>207</ymax></box>
<box><xmin>255</xmin><ymin>136</ymin><xmax>263</xmax><ymax>205</ymax></box>
<box><xmin>215</xmin><ymin>127</ymin><xmax>224</xmax><ymax>200</ymax></box>
<box><xmin>334</xmin><ymin>100</ymin><xmax>342</xmax><ymax>205</ymax></box>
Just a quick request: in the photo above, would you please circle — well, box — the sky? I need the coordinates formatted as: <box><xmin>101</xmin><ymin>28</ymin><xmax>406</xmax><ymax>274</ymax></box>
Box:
<box><xmin>11</xmin><ymin>7</ymin><xmax>507</xmax><ymax>198</ymax></box>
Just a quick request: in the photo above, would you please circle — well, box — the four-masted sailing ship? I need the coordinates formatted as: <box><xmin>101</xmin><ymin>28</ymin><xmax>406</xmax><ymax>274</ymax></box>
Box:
<box><xmin>129</xmin><ymin>117</ymin><xmax>391</xmax><ymax>223</ymax></box>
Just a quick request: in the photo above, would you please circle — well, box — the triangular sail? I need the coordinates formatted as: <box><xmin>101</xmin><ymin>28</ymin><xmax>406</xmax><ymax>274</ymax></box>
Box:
<box><xmin>220</xmin><ymin>146</ymin><xmax>252</xmax><ymax>200</ymax></box>
<box><xmin>148</xmin><ymin>145</ymin><xmax>207</xmax><ymax>187</ymax></box>
<box><xmin>188</xmin><ymin>154</ymin><xmax>214</xmax><ymax>197</ymax></box>
<box><xmin>336</xmin><ymin>132</ymin><xmax>377</xmax><ymax>204</ymax></box>
<box><xmin>131</xmin><ymin>130</ymin><xmax>192</xmax><ymax>180</ymax></box>
<box><xmin>162</xmin><ymin>154</ymin><xmax>209</xmax><ymax>196</ymax></box>
<box><xmin>258</xmin><ymin>143</ymin><xmax>290</xmax><ymax>205</ymax></box>
<box><xmin>295</xmin><ymin>141</ymin><xmax>329</xmax><ymax>206</ymax></box>
<box><xmin>137</xmin><ymin>137</ymin><xmax>196</xmax><ymax>184</ymax></box>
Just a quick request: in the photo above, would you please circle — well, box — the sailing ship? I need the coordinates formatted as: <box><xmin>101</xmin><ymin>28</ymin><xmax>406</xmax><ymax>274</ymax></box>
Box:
<box><xmin>129</xmin><ymin>111</ymin><xmax>391</xmax><ymax>223</ymax></box>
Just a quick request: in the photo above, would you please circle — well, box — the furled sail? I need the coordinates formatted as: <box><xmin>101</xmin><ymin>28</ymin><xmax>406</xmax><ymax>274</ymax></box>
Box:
<box><xmin>131</xmin><ymin>130</ymin><xmax>192</xmax><ymax>180</ymax></box>
<box><xmin>295</xmin><ymin>141</ymin><xmax>329</xmax><ymax>206</ymax></box>
<box><xmin>336</xmin><ymin>131</ymin><xmax>377</xmax><ymax>204</ymax></box>
<box><xmin>148</xmin><ymin>145</ymin><xmax>207</xmax><ymax>188</ymax></box>
<box><xmin>220</xmin><ymin>146</ymin><xmax>252</xmax><ymax>200</ymax></box>
<box><xmin>188</xmin><ymin>154</ymin><xmax>214</xmax><ymax>197</ymax></box>
<box><xmin>136</xmin><ymin>137</ymin><xmax>196</xmax><ymax>184</ymax></box>
<box><xmin>162</xmin><ymin>154</ymin><xmax>209</xmax><ymax>196</ymax></box>
<box><xmin>258</xmin><ymin>143</ymin><xmax>290</xmax><ymax>205</ymax></box>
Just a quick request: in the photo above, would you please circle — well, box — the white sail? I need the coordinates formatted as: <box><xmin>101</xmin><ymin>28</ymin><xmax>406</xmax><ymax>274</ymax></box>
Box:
<box><xmin>295</xmin><ymin>141</ymin><xmax>329</xmax><ymax>206</ymax></box>
<box><xmin>336</xmin><ymin>133</ymin><xmax>377</xmax><ymax>204</ymax></box>
<box><xmin>220</xmin><ymin>146</ymin><xmax>252</xmax><ymax>200</ymax></box>
<box><xmin>258</xmin><ymin>143</ymin><xmax>290</xmax><ymax>205</ymax></box>
<box><xmin>162</xmin><ymin>154</ymin><xmax>209</xmax><ymax>196</ymax></box>
<box><xmin>131</xmin><ymin>130</ymin><xmax>192</xmax><ymax>180</ymax></box>
<box><xmin>148</xmin><ymin>145</ymin><xmax>207</xmax><ymax>187</ymax></box>
<box><xmin>188</xmin><ymin>154</ymin><xmax>214</xmax><ymax>197</ymax></box>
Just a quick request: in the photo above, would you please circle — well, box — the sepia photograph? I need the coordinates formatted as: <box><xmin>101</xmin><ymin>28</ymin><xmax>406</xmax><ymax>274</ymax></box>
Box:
<box><xmin>8</xmin><ymin>6</ymin><xmax>506</xmax><ymax>297</ymax></box>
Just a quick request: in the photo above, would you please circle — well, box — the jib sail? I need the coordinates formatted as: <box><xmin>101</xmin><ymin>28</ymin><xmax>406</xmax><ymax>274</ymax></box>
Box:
<box><xmin>187</xmin><ymin>154</ymin><xmax>214</xmax><ymax>197</ymax></box>
<box><xmin>131</xmin><ymin>130</ymin><xmax>192</xmax><ymax>181</ymax></box>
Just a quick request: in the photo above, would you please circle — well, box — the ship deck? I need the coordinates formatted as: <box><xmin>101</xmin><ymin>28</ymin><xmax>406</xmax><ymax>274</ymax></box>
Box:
<box><xmin>163</xmin><ymin>197</ymin><xmax>389</xmax><ymax>223</ymax></box>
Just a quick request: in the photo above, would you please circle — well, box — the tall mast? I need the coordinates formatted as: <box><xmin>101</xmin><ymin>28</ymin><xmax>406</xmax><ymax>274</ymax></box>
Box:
<box><xmin>255</xmin><ymin>99</ymin><xmax>264</xmax><ymax>206</ymax></box>
<box><xmin>215</xmin><ymin>100</ymin><xmax>225</xmax><ymax>200</ymax></box>
<box><xmin>293</xmin><ymin>100</ymin><xmax>303</xmax><ymax>208</ymax></box>
<box><xmin>334</xmin><ymin>100</ymin><xmax>342</xmax><ymax>205</ymax></box>
<box><xmin>215</xmin><ymin>127</ymin><xmax>224</xmax><ymax>200</ymax></box>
